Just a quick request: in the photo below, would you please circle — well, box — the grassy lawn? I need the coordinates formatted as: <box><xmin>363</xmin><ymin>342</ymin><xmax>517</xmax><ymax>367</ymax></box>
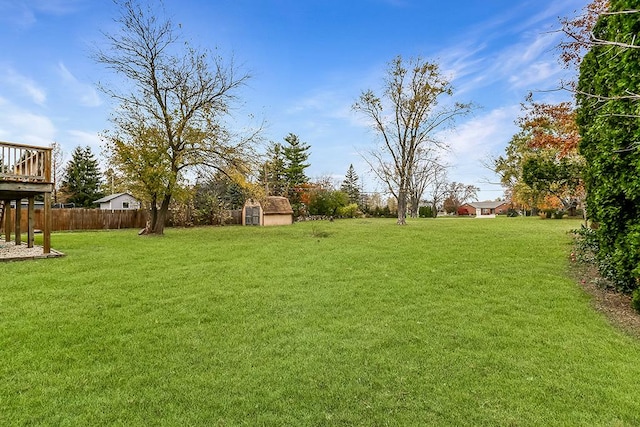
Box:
<box><xmin>2</xmin><ymin>217</ymin><xmax>639</xmax><ymax>426</ymax></box>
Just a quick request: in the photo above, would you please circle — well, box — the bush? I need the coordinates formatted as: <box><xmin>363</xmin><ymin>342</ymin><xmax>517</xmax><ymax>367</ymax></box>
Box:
<box><xmin>572</xmin><ymin>226</ymin><xmax>599</xmax><ymax>264</ymax></box>
<box><xmin>572</xmin><ymin>225</ymin><xmax>639</xmax><ymax>294</ymax></box>
<box><xmin>338</xmin><ymin>203</ymin><xmax>360</xmax><ymax>218</ymax></box>
<box><xmin>367</xmin><ymin>205</ymin><xmax>395</xmax><ymax>218</ymax></box>
<box><xmin>507</xmin><ymin>208</ymin><xmax>519</xmax><ymax>217</ymax></box>
<box><xmin>541</xmin><ymin>209</ymin><xmax>565</xmax><ymax>219</ymax></box>
<box><xmin>419</xmin><ymin>206</ymin><xmax>434</xmax><ymax>218</ymax></box>
<box><xmin>632</xmin><ymin>288</ymin><xmax>640</xmax><ymax>314</ymax></box>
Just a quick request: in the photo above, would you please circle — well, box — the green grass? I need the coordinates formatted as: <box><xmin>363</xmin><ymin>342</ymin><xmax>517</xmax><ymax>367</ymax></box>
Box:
<box><xmin>2</xmin><ymin>217</ymin><xmax>639</xmax><ymax>426</ymax></box>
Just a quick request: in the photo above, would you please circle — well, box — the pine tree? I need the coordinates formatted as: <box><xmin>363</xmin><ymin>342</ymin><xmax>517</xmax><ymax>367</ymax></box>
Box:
<box><xmin>282</xmin><ymin>133</ymin><xmax>311</xmax><ymax>212</ymax></box>
<box><xmin>340</xmin><ymin>164</ymin><xmax>361</xmax><ymax>205</ymax></box>
<box><xmin>283</xmin><ymin>133</ymin><xmax>310</xmax><ymax>186</ymax></box>
<box><xmin>61</xmin><ymin>146</ymin><xmax>104</xmax><ymax>208</ymax></box>
<box><xmin>263</xmin><ymin>142</ymin><xmax>288</xmax><ymax>196</ymax></box>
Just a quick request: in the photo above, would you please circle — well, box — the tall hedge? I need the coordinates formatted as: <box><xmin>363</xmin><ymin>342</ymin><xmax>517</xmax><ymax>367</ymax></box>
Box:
<box><xmin>576</xmin><ymin>0</ymin><xmax>640</xmax><ymax>292</ymax></box>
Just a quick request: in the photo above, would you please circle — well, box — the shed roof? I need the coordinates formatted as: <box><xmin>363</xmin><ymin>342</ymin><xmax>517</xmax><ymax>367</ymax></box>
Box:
<box><xmin>468</xmin><ymin>201</ymin><xmax>509</xmax><ymax>209</ymax></box>
<box><xmin>94</xmin><ymin>192</ymin><xmax>137</xmax><ymax>203</ymax></box>
<box><xmin>262</xmin><ymin>196</ymin><xmax>293</xmax><ymax>214</ymax></box>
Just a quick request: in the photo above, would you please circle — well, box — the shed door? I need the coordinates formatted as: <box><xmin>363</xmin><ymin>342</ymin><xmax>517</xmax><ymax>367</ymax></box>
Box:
<box><xmin>245</xmin><ymin>206</ymin><xmax>260</xmax><ymax>225</ymax></box>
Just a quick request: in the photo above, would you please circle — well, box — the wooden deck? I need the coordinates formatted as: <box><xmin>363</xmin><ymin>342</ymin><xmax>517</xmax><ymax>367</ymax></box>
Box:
<box><xmin>0</xmin><ymin>141</ymin><xmax>53</xmax><ymax>253</ymax></box>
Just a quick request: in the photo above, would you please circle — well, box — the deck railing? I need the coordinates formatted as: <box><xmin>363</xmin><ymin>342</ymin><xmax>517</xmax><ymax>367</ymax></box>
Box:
<box><xmin>0</xmin><ymin>141</ymin><xmax>51</xmax><ymax>183</ymax></box>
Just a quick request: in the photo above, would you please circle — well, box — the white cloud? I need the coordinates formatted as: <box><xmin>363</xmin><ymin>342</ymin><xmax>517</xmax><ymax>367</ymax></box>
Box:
<box><xmin>514</xmin><ymin>0</ymin><xmax>585</xmax><ymax>34</ymax></box>
<box><xmin>434</xmin><ymin>4</ymin><xmax>572</xmax><ymax>102</ymax></box>
<box><xmin>508</xmin><ymin>61</ymin><xmax>561</xmax><ymax>90</ymax></box>
<box><xmin>0</xmin><ymin>96</ymin><xmax>56</xmax><ymax>146</ymax></box>
<box><xmin>433</xmin><ymin>106</ymin><xmax>521</xmax><ymax>199</ymax></box>
<box><xmin>66</xmin><ymin>129</ymin><xmax>102</xmax><ymax>151</ymax></box>
<box><xmin>0</xmin><ymin>66</ymin><xmax>47</xmax><ymax>105</ymax></box>
<box><xmin>440</xmin><ymin>105</ymin><xmax>520</xmax><ymax>165</ymax></box>
<box><xmin>57</xmin><ymin>62</ymin><xmax>102</xmax><ymax>107</ymax></box>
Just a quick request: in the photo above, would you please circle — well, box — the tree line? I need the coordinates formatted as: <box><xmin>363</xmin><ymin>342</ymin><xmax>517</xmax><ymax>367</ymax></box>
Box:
<box><xmin>50</xmin><ymin>0</ymin><xmax>480</xmax><ymax>228</ymax></box>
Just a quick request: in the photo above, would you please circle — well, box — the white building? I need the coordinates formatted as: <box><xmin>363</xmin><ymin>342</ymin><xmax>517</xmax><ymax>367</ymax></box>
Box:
<box><xmin>94</xmin><ymin>193</ymin><xmax>141</xmax><ymax>210</ymax></box>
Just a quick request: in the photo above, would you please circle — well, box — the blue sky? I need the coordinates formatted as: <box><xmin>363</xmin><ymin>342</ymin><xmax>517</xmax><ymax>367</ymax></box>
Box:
<box><xmin>0</xmin><ymin>0</ymin><xmax>586</xmax><ymax>200</ymax></box>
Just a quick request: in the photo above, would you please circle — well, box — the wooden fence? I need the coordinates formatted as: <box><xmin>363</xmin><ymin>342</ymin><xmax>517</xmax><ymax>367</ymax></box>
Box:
<box><xmin>16</xmin><ymin>208</ymin><xmax>149</xmax><ymax>232</ymax></box>
<box><xmin>6</xmin><ymin>208</ymin><xmax>242</xmax><ymax>232</ymax></box>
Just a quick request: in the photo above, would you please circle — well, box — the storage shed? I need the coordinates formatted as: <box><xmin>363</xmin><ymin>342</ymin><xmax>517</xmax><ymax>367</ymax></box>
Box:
<box><xmin>243</xmin><ymin>196</ymin><xmax>293</xmax><ymax>226</ymax></box>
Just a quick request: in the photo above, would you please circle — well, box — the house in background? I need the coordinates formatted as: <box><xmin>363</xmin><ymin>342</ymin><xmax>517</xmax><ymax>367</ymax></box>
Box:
<box><xmin>458</xmin><ymin>201</ymin><xmax>510</xmax><ymax>218</ymax></box>
<box><xmin>94</xmin><ymin>193</ymin><xmax>141</xmax><ymax>210</ymax></box>
<box><xmin>243</xmin><ymin>196</ymin><xmax>293</xmax><ymax>226</ymax></box>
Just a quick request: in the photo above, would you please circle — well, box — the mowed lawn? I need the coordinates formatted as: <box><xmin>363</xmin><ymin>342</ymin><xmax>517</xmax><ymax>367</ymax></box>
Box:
<box><xmin>2</xmin><ymin>218</ymin><xmax>639</xmax><ymax>426</ymax></box>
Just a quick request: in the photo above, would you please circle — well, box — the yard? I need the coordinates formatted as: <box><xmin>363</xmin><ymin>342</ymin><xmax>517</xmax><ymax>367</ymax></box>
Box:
<box><xmin>2</xmin><ymin>217</ymin><xmax>639</xmax><ymax>426</ymax></box>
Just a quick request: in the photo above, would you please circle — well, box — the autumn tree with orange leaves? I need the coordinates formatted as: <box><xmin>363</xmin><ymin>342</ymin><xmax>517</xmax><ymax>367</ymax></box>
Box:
<box><xmin>558</xmin><ymin>0</ymin><xmax>610</xmax><ymax>71</ymax></box>
<box><xmin>494</xmin><ymin>101</ymin><xmax>585</xmax><ymax>215</ymax></box>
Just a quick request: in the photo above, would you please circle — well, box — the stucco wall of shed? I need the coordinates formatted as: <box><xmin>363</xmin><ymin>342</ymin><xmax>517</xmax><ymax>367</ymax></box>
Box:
<box><xmin>263</xmin><ymin>213</ymin><xmax>293</xmax><ymax>226</ymax></box>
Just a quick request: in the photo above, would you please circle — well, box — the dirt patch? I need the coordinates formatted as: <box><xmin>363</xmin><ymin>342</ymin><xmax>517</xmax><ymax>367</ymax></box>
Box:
<box><xmin>570</xmin><ymin>261</ymin><xmax>640</xmax><ymax>339</ymax></box>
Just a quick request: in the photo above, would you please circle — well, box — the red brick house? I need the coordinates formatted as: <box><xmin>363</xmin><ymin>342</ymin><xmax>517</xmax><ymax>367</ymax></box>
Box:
<box><xmin>458</xmin><ymin>201</ymin><xmax>510</xmax><ymax>218</ymax></box>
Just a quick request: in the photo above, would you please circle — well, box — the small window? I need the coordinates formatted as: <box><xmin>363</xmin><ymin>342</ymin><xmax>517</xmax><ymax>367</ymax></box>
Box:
<box><xmin>122</xmin><ymin>202</ymin><xmax>130</xmax><ymax>209</ymax></box>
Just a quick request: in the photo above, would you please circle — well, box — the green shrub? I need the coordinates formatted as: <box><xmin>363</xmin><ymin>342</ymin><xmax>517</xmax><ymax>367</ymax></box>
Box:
<box><xmin>576</xmin><ymin>1</ymin><xmax>640</xmax><ymax>296</ymax></box>
<box><xmin>632</xmin><ymin>288</ymin><xmax>640</xmax><ymax>314</ymax></box>
<box><xmin>338</xmin><ymin>203</ymin><xmax>360</xmax><ymax>218</ymax></box>
<box><xmin>419</xmin><ymin>206</ymin><xmax>434</xmax><ymax>218</ymax></box>
<box><xmin>572</xmin><ymin>226</ymin><xmax>599</xmax><ymax>264</ymax></box>
<box><xmin>572</xmin><ymin>225</ymin><xmax>638</xmax><ymax>294</ymax></box>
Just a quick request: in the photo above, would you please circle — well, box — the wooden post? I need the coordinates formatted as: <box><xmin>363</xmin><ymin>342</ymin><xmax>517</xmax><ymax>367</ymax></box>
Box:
<box><xmin>2</xmin><ymin>200</ymin><xmax>10</xmax><ymax>242</ymax></box>
<box><xmin>28</xmin><ymin>197</ymin><xmax>35</xmax><ymax>248</ymax></box>
<box><xmin>4</xmin><ymin>200</ymin><xmax>12</xmax><ymax>242</ymax></box>
<box><xmin>43</xmin><ymin>192</ymin><xmax>51</xmax><ymax>254</ymax></box>
<box><xmin>14</xmin><ymin>199</ymin><xmax>22</xmax><ymax>245</ymax></box>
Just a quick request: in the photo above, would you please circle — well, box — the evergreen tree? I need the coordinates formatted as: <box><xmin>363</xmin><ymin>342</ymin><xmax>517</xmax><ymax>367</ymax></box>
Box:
<box><xmin>282</xmin><ymin>133</ymin><xmax>311</xmax><ymax>214</ymax></box>
<box><xmin>283</xmin><ymin>133</ymin><xmax>310</xmax><ymax>187</ymax></box>
<box><xmin>340</xmin><ymin>164</ymin><xmax>361</xmax><ymax>205</ymax></box>
<box><xmin>263</xmin><ymin>142</ymin><xmax>288</xmax><ymax>196</ymax></box>
<box><xmin>576</xmin><ymin>0</ymin><xmax>640</xmax><ymax>292</ymax></box>
<box><xmin>62</xmin><ymin>146</ymin><xmax>104</xmax><ymax>207</ymax></box>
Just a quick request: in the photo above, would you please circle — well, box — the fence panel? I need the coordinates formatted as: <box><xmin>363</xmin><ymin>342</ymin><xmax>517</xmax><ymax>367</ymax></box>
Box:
<box><xmin>15</xmin><ymin>208</ymin><xmax>148</xmax><ymax>232</ymax></box>
<box><xmin>9</xmin><ymin>207</ymin><xmax>242</xmax><ymax>232</ymax></box>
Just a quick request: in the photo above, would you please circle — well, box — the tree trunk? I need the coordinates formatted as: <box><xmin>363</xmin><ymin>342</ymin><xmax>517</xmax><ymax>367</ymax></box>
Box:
<box><xmin>409</xmin><ymin>195</ymin><xmax>419</xmax><ymax>218</ymax></box>
<box><xmin>151</xmin><ymin>194</ymin><xmax>171</xmax><ymax>235</ymax></box>
<box><xmin>149</xmin><ymin>195</ymin><xmax>158</xmax><ymax>231</ymax></box>
<box><xmin>397</xmin><ymin>191</ymin><xmax>407</xmax><ymax>225</ymax></box>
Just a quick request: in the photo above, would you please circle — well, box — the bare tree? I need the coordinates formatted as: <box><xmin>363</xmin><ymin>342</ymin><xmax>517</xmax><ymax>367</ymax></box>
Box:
<box><xmin>353</xmin><ymin>56</ymin><xmax>471</xmax><ymax>224</ymax></box>
<box><xmin>423</xmin><ymin>163</ymin><xmax>449</xmax><ymax>217</ymax></box>
<box><xmin>50</xmin><ymin>141</ymin><xmax>65</xmax><ymax>204</ymax></box>
<box><xmin>408</xmin><ymin>148</ymin><xmax>445</xmax><ymax>218</ymax></box>
<box><xmin>442</xmin><ymin>182</ymin><xmax>479</xmax><ymax>214</ymax></box>
<box><xmin>96</xmin><ymin>0</ymin><xmax>256</xmax><ymax>234</ymax></box>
